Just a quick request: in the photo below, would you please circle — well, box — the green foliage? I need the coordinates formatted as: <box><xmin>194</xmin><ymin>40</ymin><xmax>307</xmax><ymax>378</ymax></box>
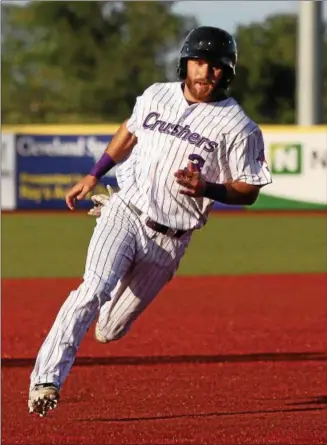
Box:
<box><xmin>2</xmin><ymin>1</ymin><xmax>196</xmax><ymax>124</ymax></box>
<box><xmin>1</xmin><ymin>3</ymin><xmax>326</xmax><ymax>124</ymax></box>
<box><xmin>231</xmin><ymin>14</ymin><xmax>327</xmax><ymax>124</ymax></box>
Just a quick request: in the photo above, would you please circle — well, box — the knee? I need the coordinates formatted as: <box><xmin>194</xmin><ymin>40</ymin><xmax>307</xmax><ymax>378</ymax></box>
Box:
<box><xmin>103</xmin><ymin>330</ymin><xmax>126</xmax><ymax>342</ymax></box>
<box><xmin>80</xmin><ymin>272</ymin><xmax>117</xmax><ymax>306</ymax></box>
<box><xmin>97</xmin><ymin>320</ymin><xmax>130</xmax><ymax>342</ymax></box>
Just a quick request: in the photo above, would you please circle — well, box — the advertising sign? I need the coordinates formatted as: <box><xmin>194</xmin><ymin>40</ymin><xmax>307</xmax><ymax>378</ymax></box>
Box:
<box><xmin>254</xmin><ymin>129</ymin><xmax>327</xmax><ymax>209</ymax></box>
<box><xmin>1</xmin><ymin>133</ymin><xmax>16</xmax><ymax>210</ymax></box>
<box><xmin>16</xmin><ymin>134</ymin><xmax>117</xmax><ymax>209</ymax></box>
<box><xmin>4</xmin><ymin>124</ymin><xmax>327</xmax><ymax>211</ymax></box>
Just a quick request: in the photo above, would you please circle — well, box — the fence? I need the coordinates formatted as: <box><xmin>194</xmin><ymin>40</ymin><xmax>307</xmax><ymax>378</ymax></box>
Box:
<box><xmin>1</xmin><ymin>124</ymin><xmax>326</xmax><ymax>210</ymax></box>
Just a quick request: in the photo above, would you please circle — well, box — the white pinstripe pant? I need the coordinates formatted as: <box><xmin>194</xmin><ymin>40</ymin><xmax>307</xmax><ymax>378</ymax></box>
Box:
<box><xmin>30</xmin><ymin>194</ymin><xmax>191</xmax><ymax>390</ymax></box>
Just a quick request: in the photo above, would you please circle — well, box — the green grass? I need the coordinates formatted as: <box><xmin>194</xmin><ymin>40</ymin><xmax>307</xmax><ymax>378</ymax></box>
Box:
<box><xmin>2</xmin><ymin>213</ymin><xmax>326</xmax><ymax>278</ymax></box>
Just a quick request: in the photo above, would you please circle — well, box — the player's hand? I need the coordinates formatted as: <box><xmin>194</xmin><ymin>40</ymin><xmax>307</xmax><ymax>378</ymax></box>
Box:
<box><xmin>174</xmin><ymin>161</ymin><xmax>206</xmax><ymax>197</ymax></box>
<box><xmin>87</xmin><ymin>185</ymin><xmax>114</xmax><ymax>217</ymax></box>
<box><xmin>65</xmin><ymin>175</ymin><xmax>98</xmax><ymax>211</ymax></box>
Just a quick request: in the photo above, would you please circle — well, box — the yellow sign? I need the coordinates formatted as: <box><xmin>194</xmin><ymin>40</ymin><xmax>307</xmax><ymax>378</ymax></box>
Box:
<box><xmin>19</xmin><ymin>173</ymin><xmax>114</xmax><ymax>203</ymax></box>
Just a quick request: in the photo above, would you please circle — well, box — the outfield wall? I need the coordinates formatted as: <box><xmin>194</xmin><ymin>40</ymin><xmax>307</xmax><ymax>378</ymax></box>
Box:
<box><xmin>1</xmin><ymin>124</ymin><xmax>327</xmax><ymax>210</ymax></box>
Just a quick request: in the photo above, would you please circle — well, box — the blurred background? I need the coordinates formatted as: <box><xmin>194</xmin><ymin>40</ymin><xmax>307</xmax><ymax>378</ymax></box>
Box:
<box><xmin>1</xmin><ymin>0</ymin><xmax>327</xmax><ymax>125</ymax></box>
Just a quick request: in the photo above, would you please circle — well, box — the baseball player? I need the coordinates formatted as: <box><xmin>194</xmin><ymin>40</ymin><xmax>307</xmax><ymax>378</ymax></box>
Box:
<box><xmin>28</xmin><ymin>26</ymin><xmax>272</xmax><ymax>417</ymax></box>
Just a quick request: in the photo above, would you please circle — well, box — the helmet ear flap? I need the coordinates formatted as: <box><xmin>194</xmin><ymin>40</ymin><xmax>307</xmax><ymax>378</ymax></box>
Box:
<box><xmin>219</xmin><ymin>66</ymin><xmax>235</xmax><ymax>90</ymax></box>
<box><xmin>177</xmin><ymin>58</ymin><xmax>187</xmax><ymax>80</ymax></box>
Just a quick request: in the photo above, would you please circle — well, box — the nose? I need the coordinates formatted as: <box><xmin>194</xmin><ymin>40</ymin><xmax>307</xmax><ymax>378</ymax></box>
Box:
<box><xmin>199</xmin><ymin>62</ymin><xmax>210</xmax><ymax>78</ymax></box>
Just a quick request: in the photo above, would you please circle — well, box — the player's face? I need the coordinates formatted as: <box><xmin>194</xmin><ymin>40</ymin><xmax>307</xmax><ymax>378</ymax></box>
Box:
<box><xmin>185</xmin><ymin>59</ymin><xmax>223</xmax><ymax>102</ymax></box>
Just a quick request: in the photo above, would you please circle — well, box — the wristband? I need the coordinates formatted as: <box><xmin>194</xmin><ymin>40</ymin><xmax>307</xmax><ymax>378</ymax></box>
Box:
<box><xmin>90</xmin><ymin>153</ymin><xmax>116</xmax><ymax>180</ymax></box>
<box><xmin>203</xmin><ymin>182</ymin><xmax>228</xmax><ymax>203</ymax></box>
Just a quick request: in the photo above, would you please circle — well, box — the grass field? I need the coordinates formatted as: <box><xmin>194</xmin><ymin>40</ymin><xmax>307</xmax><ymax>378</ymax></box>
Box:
<box><xmin>2</xmin><ymin>212</ymin><xmax>326</xmax><ymax>278</ymax></box>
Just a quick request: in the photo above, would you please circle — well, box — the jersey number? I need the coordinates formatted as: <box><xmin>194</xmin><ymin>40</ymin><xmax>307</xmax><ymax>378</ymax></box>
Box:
<box><xmin>188</xmin><ymin>154</ymin><xmax>205</xmax><ymax>172</ymax></box>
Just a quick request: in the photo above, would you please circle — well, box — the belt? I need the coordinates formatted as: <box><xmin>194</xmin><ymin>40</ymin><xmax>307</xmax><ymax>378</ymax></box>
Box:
<box><xmin>128</xmin><ymin>203</ymin><xmax>187</xmax><ymax>238</ymax></box>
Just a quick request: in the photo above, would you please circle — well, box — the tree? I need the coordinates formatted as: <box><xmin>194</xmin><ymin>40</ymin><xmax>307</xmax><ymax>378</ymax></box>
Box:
<box><xmin>1</xmin><ymin>1</ymin><xmax>197</xmax><ymax>124</ymax></box>
<box><xmin>231</xmin><ymin>14</ymin><xmax>327</xmax><ymax>124</ymax></box>
<box><xmin>2</xmin><ymin>6</ymin><xmax>326</xmax><ymax>125</ymax></box>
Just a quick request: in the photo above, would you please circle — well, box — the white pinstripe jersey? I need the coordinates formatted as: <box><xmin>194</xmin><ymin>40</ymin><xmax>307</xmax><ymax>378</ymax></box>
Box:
<box><xmin>116</xmin><ymin>82</ymin><xmax>272</xmax><ymax>231</ymax></box>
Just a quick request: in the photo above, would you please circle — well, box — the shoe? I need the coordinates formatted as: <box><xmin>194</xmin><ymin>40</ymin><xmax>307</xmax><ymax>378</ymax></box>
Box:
<box><xmin>28</xmin><ymin>383</ymin><xmax>60</xmax><ymax>417</ymax></box>
<box><xmin>94</xmin><ymin>322</ymin><xmax>109</xmax><ymax>344</ymax></box>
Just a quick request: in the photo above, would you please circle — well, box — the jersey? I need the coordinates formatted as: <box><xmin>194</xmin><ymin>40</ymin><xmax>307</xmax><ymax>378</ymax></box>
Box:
<box><xmin>116</xmin><ymin>82</ymin><xmax>272</xmax><ymax>231</ymax></box>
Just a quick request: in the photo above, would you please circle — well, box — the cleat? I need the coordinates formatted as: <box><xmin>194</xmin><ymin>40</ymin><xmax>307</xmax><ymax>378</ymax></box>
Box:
<box><xmin>94</xmin><ymin>323</ymin><xmax>109</xmax><ymax>344</ymax></box>
<box><xmin>28</xmin><ymin>383</ymin><xmax>60</xmax><ymax>417</ymax></box>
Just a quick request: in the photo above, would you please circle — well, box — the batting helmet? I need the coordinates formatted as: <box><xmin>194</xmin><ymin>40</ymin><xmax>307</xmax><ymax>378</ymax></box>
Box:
<box><xmin>177</xmin><ymin>26</ymin><xmax>238</xmax><ymax>89</ymax></box>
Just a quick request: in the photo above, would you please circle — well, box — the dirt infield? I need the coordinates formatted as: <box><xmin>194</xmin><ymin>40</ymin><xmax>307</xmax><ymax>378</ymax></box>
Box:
<box><xmin>2</xmin><ymin>274</ymin><xmax>327</xmax><ymax>444</ymax></box>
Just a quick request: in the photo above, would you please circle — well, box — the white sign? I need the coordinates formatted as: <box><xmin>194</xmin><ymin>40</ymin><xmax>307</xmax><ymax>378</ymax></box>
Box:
<box><xmin>1</xmin><ymin>133</ymin><xmax>16</xmax><ymax>210</ymax></box>
<box><xmin>262</xmin><ymin>130</ymin><xmax>327</xmax><ymax>206</ymax></box>
<box><xmin>15</xmin><ymin>135</ymin><xmax>110</xmax><ymax>158</ymax></box>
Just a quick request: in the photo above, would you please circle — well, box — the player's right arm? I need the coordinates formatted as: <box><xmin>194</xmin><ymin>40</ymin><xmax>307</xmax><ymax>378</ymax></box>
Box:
<box><xmin>65</xmin><ymin>120</ymin><xmax>137</xmax><ymax>210</ymax></box>
<box><xmin>104</xmin><ymin>119</ymin><xmax>137</xmax><ymax>161</ymax></box>
<box><xmin>65</xmin><ymin>82</ymin><xmax>156</xmax><ymax>210</ymax></box>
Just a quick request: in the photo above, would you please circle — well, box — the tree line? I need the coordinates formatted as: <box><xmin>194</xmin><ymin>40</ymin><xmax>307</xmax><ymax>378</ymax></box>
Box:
<box><xmin>2</xmin><ymin>1</ymin><xmax>326</xmax><ymax>125</ymax></box>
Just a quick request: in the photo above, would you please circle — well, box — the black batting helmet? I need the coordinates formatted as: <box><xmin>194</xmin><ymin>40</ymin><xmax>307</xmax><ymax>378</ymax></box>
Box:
<box><xmin>177</xmin><ymin>26</ymin><xmax>238</xmax><ymax>89</ymax></box>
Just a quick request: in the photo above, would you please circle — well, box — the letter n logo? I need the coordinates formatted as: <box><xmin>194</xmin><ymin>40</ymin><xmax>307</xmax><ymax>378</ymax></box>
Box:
<box><xmin>270</xmin><ymin>143</ymin><xmax>302</xmax><ymax>174</ymax></box>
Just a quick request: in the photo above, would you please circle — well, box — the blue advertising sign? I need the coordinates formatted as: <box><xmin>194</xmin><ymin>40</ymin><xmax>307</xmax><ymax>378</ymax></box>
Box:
<box><xmin>16</xmin><ymin>134</ymin><xmax>117</xmax><ymax>209</ymax></box>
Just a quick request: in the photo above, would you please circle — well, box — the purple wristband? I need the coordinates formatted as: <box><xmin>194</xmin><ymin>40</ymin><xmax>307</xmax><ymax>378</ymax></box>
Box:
<box><xmin>90</xmin><ymin>153</ymin><xmax>116</xmax><ymax>180</ymax></box>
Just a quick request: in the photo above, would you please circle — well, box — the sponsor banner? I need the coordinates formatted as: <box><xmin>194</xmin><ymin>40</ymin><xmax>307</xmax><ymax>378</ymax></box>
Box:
<box><xmin>16</xmin><ymin>134</ymin><xmax>117</xmax><ymax>209</ymax></box>
<box><xmin>1</xmin><ymin>133</ymin><xmax>16</xmax><ymax>210</ymax></box>
<box><xmin>12</xmin><ymin>126</ymin><xmax>327</xmax><ymax>211</ymax></box>
<box><xmin>253</xmin><ymin>129</ymin><xmax>327</xmax><ymax>209</ymax></box>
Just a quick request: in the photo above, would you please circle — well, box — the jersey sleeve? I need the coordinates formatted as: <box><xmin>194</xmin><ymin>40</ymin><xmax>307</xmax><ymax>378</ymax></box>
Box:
<box><xmin>227</xmin><ymin>127</ymin><xmax>272</xmax><ymax>186</ymax></box>
<box><xmin>126</xmin><ymin>83</ymin><xmax>158</xmax><ymax>134</ymax></box>
<box><xmin>126</xmin><ymin>96</ymin><xmax>142</xmax><ymax>134</ymax></box>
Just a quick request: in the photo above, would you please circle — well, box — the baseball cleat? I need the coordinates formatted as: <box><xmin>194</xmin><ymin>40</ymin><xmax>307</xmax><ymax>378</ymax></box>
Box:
<box><xmin>28</xmin><ymin>383</ymin><xmax>60</xmax><ymax>417</ymax></box>
<box><xmin>94</xmin><ymin>322</ymin><xmax>109</xmax><ymax>344</ymax></box>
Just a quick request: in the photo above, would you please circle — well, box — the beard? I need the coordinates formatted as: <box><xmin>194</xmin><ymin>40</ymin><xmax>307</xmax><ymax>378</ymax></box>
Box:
<box><xmin>185</xmin><ymin>77</ymin><xmax>217</xmax><ymax>102</ymax></box>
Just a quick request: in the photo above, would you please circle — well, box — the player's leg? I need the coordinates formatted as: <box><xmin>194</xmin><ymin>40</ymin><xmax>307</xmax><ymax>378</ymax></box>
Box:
<box><xmin>95</xmin><ymin>227</ymin><xmax>191</xmax><ymax>343</ymax></box>
<box><xmin>95</xmin><ymin>270</ymin><xmax>134</xmax><ymax>343</ymax></box>
<box><xmin>95</xmin><ymin>263</ymin><xmax>173</xmax><ymax>343</ymax></box>
<box><xmin>28</xmin><ymin>195</ymin><xmax>138</xmax><ymax>415</ymax></box>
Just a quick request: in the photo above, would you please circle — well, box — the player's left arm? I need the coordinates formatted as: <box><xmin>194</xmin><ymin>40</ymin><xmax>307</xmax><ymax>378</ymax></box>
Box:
<box><xmin>175</xmin><ymin>128</ymin><xmax>272</xmax><ymax>206</ymax></box>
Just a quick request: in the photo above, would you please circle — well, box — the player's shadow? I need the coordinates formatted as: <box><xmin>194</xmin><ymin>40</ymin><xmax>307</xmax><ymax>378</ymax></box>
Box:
<box><xmin>77</xmin><ymin>401</ymin><xmax>327</xmax><ymax>423</ymax></box>
<box><xmin>2</xmin><ymin>351</ymin><xmax>327</xmax><ymax>368</ymax></box>
<box><xmin>286</xmin><ymin>395</ymin><xmax>327</xmax><ymax>406</ymax></box>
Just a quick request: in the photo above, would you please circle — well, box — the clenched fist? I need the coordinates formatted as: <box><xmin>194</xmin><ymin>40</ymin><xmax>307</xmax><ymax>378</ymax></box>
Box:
<box><xmin>174</xmin><ymin>161</ymin><xmax>206</xmax><ymax>197</ymax></box>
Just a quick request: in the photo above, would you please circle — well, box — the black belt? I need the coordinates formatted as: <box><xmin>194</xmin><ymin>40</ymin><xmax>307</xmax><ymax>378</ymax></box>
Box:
<box><xmin>128</xmin><ymin>203</ymin><xmax>187</xmax><ymax>238</ymax></box>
